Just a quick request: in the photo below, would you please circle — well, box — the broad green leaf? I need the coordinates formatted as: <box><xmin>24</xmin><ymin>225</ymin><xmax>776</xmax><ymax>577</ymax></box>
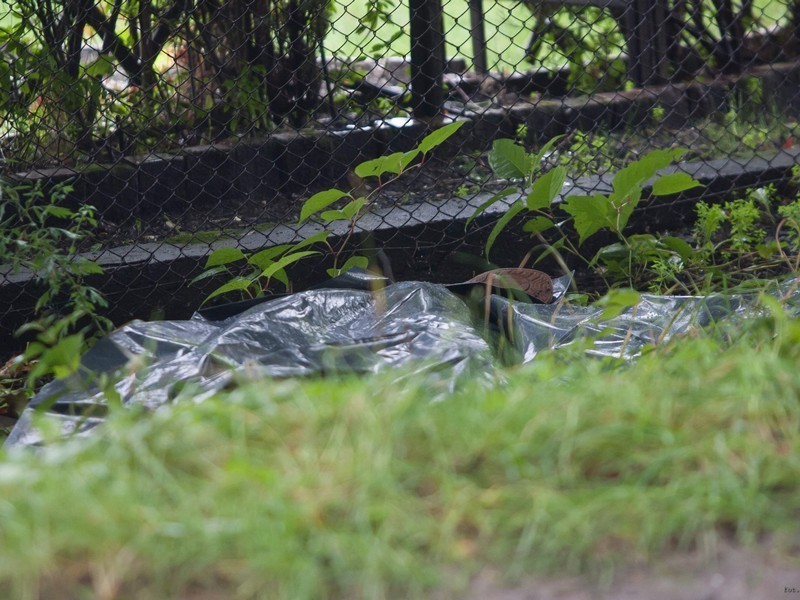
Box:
<box><xmin>651</xmin><ymin>172</ymin><xmax>702</xmax><ymax>196</ymax></box>
<box><xmin>661</xmin><ymin>236</ymin><xmax>694</xmax><ymax>261</ymax></box>
<box><xmin>343</xmin><ymin>197</ymin><xmax>368</xmax><ymax>219</ymax></box>
<box><xmin>526</xmin><ymin>166</ymin><xmax>566</xmax><ymax>210</ymax></box>
<box><xmin>338</xmin><ymin>255</ymin><xmax>370</xmax><ymax>273</ymax></box>
<box><xmin>355</xmin><ymin>150</ymin><xmax>419</xmax><ymax>178</ymax></box>
<box><xmin>590</xmin><ymin>242</ymin><xmax>630</xmax><ymax>268</ymax></box>
<box><xmin>271</xmin><ymin>267</ymin><xmax>290</xmax><ymax>287</ymax></box>
<box><xmin>205</xmin><ymin>247</ymin><xmax>245</xmax><ymax>268</ymax></box>
<box><xmin>531</xmin><ymin>134</ymin><xmax>564</xmax><ymax>165</ymax></box>
<box><xmin>248</xmin><ymin>244</ymin><xmax>292</xmax><ymax>270</ymax></box>
<box><xmin>561</xmin><ymin>194</ymin><xmax>616</xmax><ymax>245</ymax></box>
<box><xmin>612</xmin><ymin>148</ymin><xmax>686</xmax><ymax>202</ymax></box>
<box><xmin>465</xmin><ymin>189</ymin><xmax>517</xmax><ymax>228</ymax></box>
<box><xmin>190</xmin><ymin>265</ymin><xmax>228</xmax><ymax>285</ymax></box>
<box><xmin>260</xmin><ymin>251</ymin><xmax>319</xmax><ymax>280</ymax></box>
<box><xmin>299</xmin><ymin>189</ymin><xmax>349</xmax><ymax>223</ymax></box>
<box><xmin>595</xmin><ymin>288</ymin><xmax>641</xmax><ymax>321</ymax></box>
<box><xmin>292</xmin><ymin>231</ymin><xmax>331</xmax><ymax>251</ymax></box>
<box><xmin>488</xmin><ymin>139</ymin><xmax>532</xmax><ymax>180</ymax></box>
<box><xmin>418</xmin><ymin>121</ymin><xmax>464</xmax><ymax>154</ymax></box>
<box><xmin>522</xmin><ymin>216</ymin><xmax>555</xmax><ymax>236</ymax></box>
<box><xmin>486</xmin><ymin>200</ymin><xmax>526</xmax><ymax>257</ymax></box>
<box><xmin>320</xmin><ymin>209</ymin><xmax>349</xmax><ymax>222</ymax></box>
<box><xmin>205</xmin><ymin>277</ymin><xmax>254</xmax><ymax>303</ymax></box>
<box><xmin>322</xmin><ymin>197</ymin><xmax>368</xmax><ymax>222</ymax></box>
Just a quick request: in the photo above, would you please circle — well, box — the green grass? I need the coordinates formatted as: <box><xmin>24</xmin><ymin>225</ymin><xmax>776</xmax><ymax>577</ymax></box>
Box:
<box><xmin>322</xmin><ymin>0</ymin><xmax>791</xmax><ymax>73</ymax></box>
<box><xmin>1</xmin><ymin>315</ymin><xmax>799</xmax><ymax>598</ymax></box>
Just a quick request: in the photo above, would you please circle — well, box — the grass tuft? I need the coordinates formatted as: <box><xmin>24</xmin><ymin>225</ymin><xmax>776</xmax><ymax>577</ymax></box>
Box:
<box><xmin>0</xmin><ymin>327</ymin><xmax>799</xmax><ymax>598</ymax></box>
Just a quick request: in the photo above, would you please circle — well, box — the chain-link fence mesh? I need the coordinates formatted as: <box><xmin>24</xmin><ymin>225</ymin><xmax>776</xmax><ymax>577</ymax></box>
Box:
<box><xmin>1</xmin><ymin>0</ymin><xmax>799</xmax><ymax>346</ymax></box>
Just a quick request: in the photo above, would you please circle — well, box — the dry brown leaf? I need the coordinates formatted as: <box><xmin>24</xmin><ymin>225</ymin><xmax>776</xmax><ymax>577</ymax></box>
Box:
<box><xmin>466</xmin><ymin>268</ymin><xmax>553</xmax><ymax>303</ymax></box>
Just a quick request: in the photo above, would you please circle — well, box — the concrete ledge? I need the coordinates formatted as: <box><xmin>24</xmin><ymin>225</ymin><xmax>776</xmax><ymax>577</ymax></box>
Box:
<box><xmin>7</xmin><ymin>61</ymin><xmax>800</xmax><ymax>225</ymax></box>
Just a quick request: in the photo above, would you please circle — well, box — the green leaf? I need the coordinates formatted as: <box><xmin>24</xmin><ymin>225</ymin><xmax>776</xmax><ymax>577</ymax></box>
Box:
<box><xmin>248</xmin><ymin>244</ymin><xmax>292</xmax><ymax>270</ymax></box>
<box><xmin>321</xmin><ymin>198</ymin><xmax>367</xmax><ymax>222</ymax></box>
<box><xmin>260</xmin><ymin>251</ymin><xmax>319</xmax><ymax>280</ymax></box>
<box><xmin>661</xmin><ymin>236</ymin><xmax>694</xmax><ymax>261</ymax></box>
<box><xmin>526</xmin><ymin>166</ymin><xmax>566</xmax><ymax>210</ymax></box>
<box><xmin>486</xmin><ymin>200</ymin><xmax>526</xmax><ymax>257</ymax></box>
<box><xmin>271</xmin><ymin>267</ymin><xmax>290</xmax><ymax>287</ymax></box>
<box><xmin>292</xmin><ymin>231</ymin><xmax>331</xmax><ymax>251</ymax></box>
<box><xmin>43</xmin><ymin>205</ymin><xmax>73</xmax><ymax>219</ymax></box>
<box><xmin>190</xmin><ymin>265</ymin><xmax>228</xmax><ymax>285</ymax></box>
<box><xmin>72</xmin><ymin>259</ymin><xmax>104</xmax><ymax>276</ymax></box>
<box><xmin>651</xmin><ymin>172</ymin><xmax>702</xmax><ymax>196</ymax></box>
<box><xmin>205</xmin><ymin>247</ymin><xmax>245</xmax><ymax>268</ymax></box>
<box><xmin>522</xmin><ymin>216</ymin><xmax>555</xmax><ymax>236</ymax></box>
<box><xmin>610</xmin><ymin>149</ymin><xmax>688</xmax><ymax>231</ymax></box>
<box><xmin>530</xmin><ymin>134</ymin><xmax>564</xmax><ymax>165</ymax></box>
<box><xmin>204</xmin><ymin>277</ymin><xmax>254</xmax><ymax>303</ymax></box>
<box><xmin>299</xmin><ymin>189</ymin><xmax>350</xmax><ymax>223</ymax></box>
<box><xmin>465</xmin><ymin>189</ymin><xmax>517</xmax><ymax>228</ymax></box>
<box><xmin>561</xmin><ymin>194</ymin><xmax>616</xmax><ymax>245</ymax></box>
<box><xmin>612</xmin><ymin>148</ymin><xmax>686</xmax><ymax>202</ymax></box>
<box><xmin>320</xmin><ymin>209</ymin><xmax>349</xmax><ymax>222</ymax></box>
<box><xmin>339</xmin><ymin>255</ymin><xmax>370</xmax><ymax>273</ymax></box>
<box><xmin>417</xmin><ymin>121</ymin><xmax>464</xmax><ymax>154</ymax></box>
<box><xmin>594</xmin><ymin>288</ymin><xmax>641</xmax><ymax>321</ymax></box>
<box><xmin>488</xmin><ymin>139</ymin><xmax>532</xmax><ymax>180</ymax></box>
<box><xmin>355</xmin><ymin>150</ymin><xmax>419</xmax><ymax>179</ymax></box>
<box><xmin>590</xmin><ymin>242</ymin><xmax>630</xmax><ymax>268</ymax></box>
<box><xmin>28</xmin><ymin>334</ymin><xmax>83</xmax><ymax>381</ymax></box>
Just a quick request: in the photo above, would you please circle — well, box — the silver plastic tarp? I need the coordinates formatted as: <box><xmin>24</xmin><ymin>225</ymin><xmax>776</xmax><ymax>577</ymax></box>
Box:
<box><xmin>6</xmin><ymin>275</ymin><xmax>799</xmax><ymax>446</ymax></box>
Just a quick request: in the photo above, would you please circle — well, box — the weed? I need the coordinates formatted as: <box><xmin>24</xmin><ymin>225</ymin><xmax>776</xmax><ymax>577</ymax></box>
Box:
<box><xmin>650</xmin><ymin>105</ymin><xmax>666</xmax><ymax>123</ymax></box>
<box><xmin>194</xmin><ymin>122</ymin><xmax>466</xmax><ymax>303</ymax></box>
<box><xmin>470</xmin><ymin>137</ymin><xmax>701</xmax><ymax>291</ymax></box>
<box><xmin>725</xmin><ymin>197</ymin><xmax>763</xmax><ymax>255</ymax></box>
<box><xmin>0</xmin><ymin>180</ymin><xmax>111</xmax><ymax>411</ymax></box>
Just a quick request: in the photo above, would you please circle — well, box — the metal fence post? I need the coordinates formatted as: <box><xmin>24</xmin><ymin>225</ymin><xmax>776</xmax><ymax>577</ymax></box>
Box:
<box><xmin>469</xmin><ymin>0</ymin><xmax>488</xmax><ymax>75</ymax></box>
<box><xmin>409</xmin><ymin>0</ymin><xmax>447</xmax><ymax>118</ymax></box>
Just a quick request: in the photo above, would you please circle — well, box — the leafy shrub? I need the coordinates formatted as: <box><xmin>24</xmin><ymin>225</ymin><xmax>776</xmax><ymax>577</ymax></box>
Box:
<box><xmin>0</xmin><ymin>180</ymin><xmax>111</xmax><ymax>408</ymax></box>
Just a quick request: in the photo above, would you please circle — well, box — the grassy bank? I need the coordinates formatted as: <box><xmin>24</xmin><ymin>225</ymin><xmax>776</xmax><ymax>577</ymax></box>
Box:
<box><xmin>0</xmin><ymin>313</ymin><xmax>799</xmax><ymax>599</ymax></box>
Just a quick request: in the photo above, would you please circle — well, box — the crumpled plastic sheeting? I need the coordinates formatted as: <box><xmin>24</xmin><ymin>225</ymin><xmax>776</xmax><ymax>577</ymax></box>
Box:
<box><xmin>7</xmin><ymin>276</ymin><xmax>800</xmax><ymax>447</ymax></box>
<box><xmin>496</xmin><ymin>280</ymin><xmax>800</xmax><ymax>362</ymax></box>
<box><xmin>6</xmin><ymin>282</ymin><xmax>495</xmax><ymax>447</ymax></box>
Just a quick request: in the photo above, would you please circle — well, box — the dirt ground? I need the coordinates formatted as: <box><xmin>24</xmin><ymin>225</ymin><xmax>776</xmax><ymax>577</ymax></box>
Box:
<box><xmin>466</xmin><ymin>539</ymin><xmax>800</xmax><ymax>600</ymax></box>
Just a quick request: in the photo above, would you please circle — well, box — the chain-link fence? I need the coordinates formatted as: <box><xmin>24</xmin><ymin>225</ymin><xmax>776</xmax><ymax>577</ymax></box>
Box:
<box><xmin>1</xmin><ymin>0</ymin><xmax>799</xmax><ymax>347</ymax></box>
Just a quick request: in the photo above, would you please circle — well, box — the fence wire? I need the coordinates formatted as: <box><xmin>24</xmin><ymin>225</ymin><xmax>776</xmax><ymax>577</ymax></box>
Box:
<box><xmin>1</xmin><ymin>0</ymin><xmax>799</xmax><ymax>343</ymax></box>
